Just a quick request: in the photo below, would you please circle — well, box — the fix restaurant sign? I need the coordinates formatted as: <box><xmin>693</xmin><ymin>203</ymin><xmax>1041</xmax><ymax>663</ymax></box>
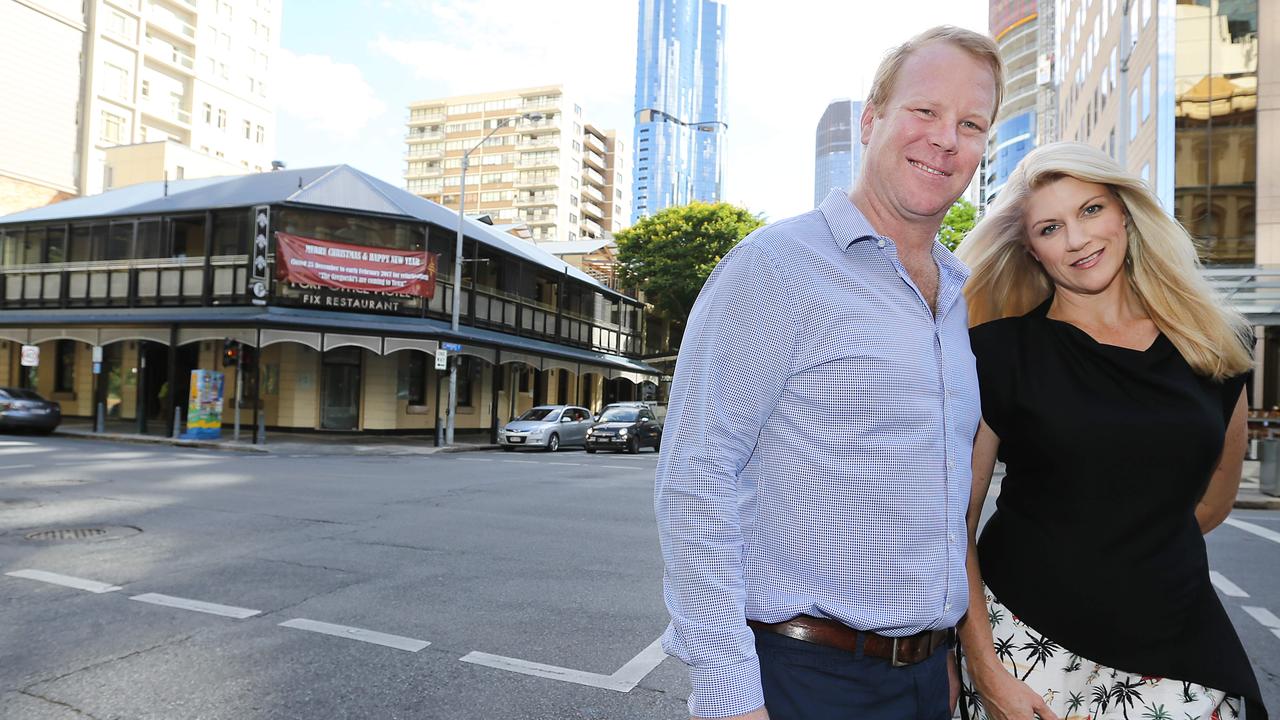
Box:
<box><xmin>275</xmin><ymin>232</ymin><xmax>439</xmax><ymax>298</ymax></box>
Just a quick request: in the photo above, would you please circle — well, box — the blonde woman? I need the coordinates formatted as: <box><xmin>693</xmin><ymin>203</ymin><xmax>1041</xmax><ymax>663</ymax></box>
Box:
<box><xmin>954</xmin><ymin>142</ymin><xmax>1266</xmax><ymax>720</ymax></box>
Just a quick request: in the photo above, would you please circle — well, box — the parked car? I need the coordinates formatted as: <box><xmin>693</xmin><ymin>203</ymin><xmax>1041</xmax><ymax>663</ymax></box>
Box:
<box><xmin>586</xmin><ymin>403</ymin><xmax>662</xmax><ymax>454</ymax></box>
<box><xmin>0</xmin><ymin>387</ymin><xmax>62</xmax><ymax>434</ymax></box>
<box><xmin>499</xmin><ymin>405</ymin><xmax>593</xmax><ymax>452</ymax></box>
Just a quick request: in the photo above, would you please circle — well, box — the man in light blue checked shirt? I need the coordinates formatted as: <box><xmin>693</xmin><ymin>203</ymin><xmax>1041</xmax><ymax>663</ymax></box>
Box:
<box><xmin>655</xmin><ymin>26</ymin><xmax>1005</xmax><ymax>720</ymax></box>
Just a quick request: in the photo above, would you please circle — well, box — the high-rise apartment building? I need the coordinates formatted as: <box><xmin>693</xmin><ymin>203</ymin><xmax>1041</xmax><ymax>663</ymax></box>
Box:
<box><xmin>405</xmin><ymin>86</ymin><xmax>628</xmax><ymax>244</ymax></box>
<box><xmin>631</xmin><ymin>0</ymin><xmax>727</xmax><ymax>222</ymax></box>
<box><xmin>985</xmin><ymin>0</ymin><xmax>1041</xmax><ymax>204</ymax></box>
<box><xmin>0</xmin><ymin>0</ymin><xmax>280</xmax><ymax>216</ymax></box>
<box><xmin>1056</xmin><ymin>0</ymin><xmax>1269</xmax><ymax>268</ymax></box>
<box><xmin>813</xmin><ymin>99</ymin><xmax>863</xmax><ymax>207</ymax></box>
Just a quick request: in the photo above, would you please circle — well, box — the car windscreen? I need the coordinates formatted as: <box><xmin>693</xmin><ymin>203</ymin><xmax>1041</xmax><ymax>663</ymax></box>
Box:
<box><xmin>598</xmin><ymin>408</ymin><xmax>639</xmax><ymax>422</ymax></box>
<box><xmin>517</xmin><ymin>408</ymin><xmax>556</xmax><ymax>422</ymax></box>
<box><xmin>1</xmin><ymin>388</ymin><xmax>41</xmax><ymax>400</ymax></box>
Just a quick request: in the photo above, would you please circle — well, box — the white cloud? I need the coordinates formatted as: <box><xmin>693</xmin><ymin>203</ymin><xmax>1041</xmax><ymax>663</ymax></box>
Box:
<box><xmin>274</xmin><ymin>48</ymin><xmax>388</xmax><ymax>141</ymax></box>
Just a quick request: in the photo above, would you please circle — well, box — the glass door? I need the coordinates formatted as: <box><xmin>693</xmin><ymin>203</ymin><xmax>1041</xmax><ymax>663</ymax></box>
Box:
<box><xmin>321</xmin><ymin>348</ymin><xmax>361</xmax><ymax>430</ymax></box>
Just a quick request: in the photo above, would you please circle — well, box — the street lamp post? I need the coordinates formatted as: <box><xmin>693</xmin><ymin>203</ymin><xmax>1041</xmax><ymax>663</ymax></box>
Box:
<box><xmin>446</xmin><ymin>112</ymin><xmax>542</xmax><ymax>445</ymax></box>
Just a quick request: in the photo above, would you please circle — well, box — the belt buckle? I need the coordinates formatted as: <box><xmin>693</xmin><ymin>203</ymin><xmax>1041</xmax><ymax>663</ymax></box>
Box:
<box><xmin>890</xmin><ymin>638</ymin><xmax>908</xmax><ymax>668</ymax></box>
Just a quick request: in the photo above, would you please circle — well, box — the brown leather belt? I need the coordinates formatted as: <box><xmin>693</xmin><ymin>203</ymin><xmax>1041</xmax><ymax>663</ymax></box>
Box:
<box><xmin>748</xmin><ymin>615</ymin><xmax>953</xmax><ymax>667</ymax></box>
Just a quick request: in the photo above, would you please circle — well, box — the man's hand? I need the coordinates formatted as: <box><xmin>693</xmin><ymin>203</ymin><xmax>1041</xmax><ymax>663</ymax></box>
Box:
<box><xmin>693</xmin><ymin>708</ymin><xmax>769</xmax><ymax>720</ymax></box>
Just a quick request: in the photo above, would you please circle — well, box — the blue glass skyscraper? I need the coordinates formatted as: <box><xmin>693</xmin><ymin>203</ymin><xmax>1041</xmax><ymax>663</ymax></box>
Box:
<box><xmin>631</xmin><ymin>0</ymin><xmax>727</xmax><ymax>223</ymax></box>
<box><xmin>814</xmin><ymin>100</ymin><xmax>863</xmax><ymax>207</ymax></box>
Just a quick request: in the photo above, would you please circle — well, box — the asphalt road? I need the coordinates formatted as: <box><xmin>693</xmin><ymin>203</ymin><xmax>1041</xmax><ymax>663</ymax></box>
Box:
<box><xmin>0</xmin><ymin>437</ymin><xmax>1276</xmax><ymax>719</ymax></box>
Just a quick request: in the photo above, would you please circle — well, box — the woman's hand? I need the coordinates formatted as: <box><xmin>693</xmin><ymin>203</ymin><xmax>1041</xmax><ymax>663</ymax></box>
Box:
<box><xmin>972</xmin><ymin>664</ymin><xmax>1060</xmax><ymax>720</ymax></box>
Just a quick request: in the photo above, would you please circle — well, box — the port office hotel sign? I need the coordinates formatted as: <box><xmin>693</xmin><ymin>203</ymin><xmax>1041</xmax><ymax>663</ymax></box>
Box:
<box><xmin>274</xmin><ymin>232</ymin><xmax>439</xmax><ymax>314</ymax></box>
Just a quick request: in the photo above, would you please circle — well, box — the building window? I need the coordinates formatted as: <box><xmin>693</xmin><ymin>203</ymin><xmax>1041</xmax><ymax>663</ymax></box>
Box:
<box><xmin>54</xmin><ymin>340</ymin><xmax>76</xmax><ymax>394</ymax></box>
<box><xmin>103</xmin><ymin>62</ymin><xmax>130</xmax><ymax>99</ymax></box>
<box><xmin>457</xmin><ymin>356</ymin><xmax>474</xmax><ymax>407</ymax></box>
<box><xmin>244</xmin><ymin>120</ymin><xmax>252</xmax><ymax>139</ymax></box>
<box><xmin>400</xmin><ymin>351</ymin><xmax>427</xmax><ymax>405</ymax></box>
<box><xmin>255</xmin><ymin>125</ymin><xmax>265</xmax><ymax>143</ymax></box>
<box><xmin>100</xmin><ymin>111</ymin><xmax>126</xmax><ymax>144</ymax></box>
<box><xmin>204</xmin><ymin>103</ymin><xmax>213</xmax><ymax>123</ymax></box>
<box><xmin>1129</xmin><ymin>90</ymin><xmax>1139</xmax><ymax>140</ymax></box>
<box><xmin>217</xmin><ymin>109</ymin><xmax>227</xmax><ymax>129</ymax></box>
<box><xmin>1141</xmin><ymin>66</ymin><xmax>1152</xmax><ymax>121</ymax></box>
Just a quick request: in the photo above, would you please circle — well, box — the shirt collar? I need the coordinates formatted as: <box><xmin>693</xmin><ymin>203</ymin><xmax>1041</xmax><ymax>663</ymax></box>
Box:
<box><xmin>818</xmin><ymin>189</ymin><xmax>880</xmax><ymax>250</ymax></box>
<box><xmin>818</xmin><ymin>188</ymin><xmax>972</xmax><ymax>285</ymax></box>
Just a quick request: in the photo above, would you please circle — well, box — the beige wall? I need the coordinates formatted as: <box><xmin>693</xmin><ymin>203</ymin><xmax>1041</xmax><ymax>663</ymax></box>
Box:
<box><xmin>1258</xmin><ymin>0</ymin><xmax>1280</xmax><ymax>265</ymax></box>
<box><xmin>0</xmin><ymin>173</ymin><xmax>76</xmax><ymax>217</ymax></box>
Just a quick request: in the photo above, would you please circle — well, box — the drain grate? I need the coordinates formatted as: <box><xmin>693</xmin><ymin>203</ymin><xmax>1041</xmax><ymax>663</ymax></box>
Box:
<box><xmin>25</xmin><ymin>528</ymin><xmax>108</xmax><ymax>541</ymax></box>
<box><xmin>21</xmin><ymin>526</ymin><xmax>141</xmax><ymax>542</ymax></box>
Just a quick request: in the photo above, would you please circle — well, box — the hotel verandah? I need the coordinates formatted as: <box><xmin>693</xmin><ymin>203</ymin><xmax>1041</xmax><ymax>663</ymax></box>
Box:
<box><xmin>0</xmin><ymin>165</ymin><xmax>659</xmax><ymax>440</ymax></box>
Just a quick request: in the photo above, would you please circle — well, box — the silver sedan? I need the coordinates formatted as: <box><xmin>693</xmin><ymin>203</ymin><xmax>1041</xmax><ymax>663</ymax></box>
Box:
<box><xmin>499</xmin><ymin>405</ymin><xmax>594</xmax><ymax>452</ymax></box>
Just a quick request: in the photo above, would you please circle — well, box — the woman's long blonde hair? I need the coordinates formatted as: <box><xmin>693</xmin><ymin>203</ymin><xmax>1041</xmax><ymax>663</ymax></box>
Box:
<box><xmin>956</xmin><ymin>142</ymin><xmax>1252</xmax><ymax>380</ymax></box>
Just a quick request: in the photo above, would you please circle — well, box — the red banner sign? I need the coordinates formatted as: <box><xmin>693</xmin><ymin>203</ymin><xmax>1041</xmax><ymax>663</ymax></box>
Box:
<box><xmin>275</xmin><ymin>232</ymin><xmax>438</xmax><ymax>298</ymax></box>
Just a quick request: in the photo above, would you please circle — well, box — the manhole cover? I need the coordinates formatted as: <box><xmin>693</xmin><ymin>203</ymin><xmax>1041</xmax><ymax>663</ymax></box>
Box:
<box><xmin>21</xmin><ymin>526</ymin><xmax>141</xmax><ymax>542</ymax></box>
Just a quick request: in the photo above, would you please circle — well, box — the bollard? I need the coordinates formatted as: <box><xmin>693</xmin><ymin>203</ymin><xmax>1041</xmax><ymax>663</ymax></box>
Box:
<box><xmin>435</xmin><ymin>417</ymin><xmax>443</xmax><ymax>447</ymax></box>
<box><xmin>1258</xmin><ymin>438</ymin><xmax>1280</xmax><ymax>497</ymax></box>
<box><xmin>172</xmin><ymin>406</ymin><xmax>181</xmax><ymax>439</ymax></box>
<box><xmin>256</xmin><ymin>411</ymin><xmax>265</xmax><ymax>445</ymax></box>
<box><xmin>96</xmin><ymin>402</ymin><xmax>105</xmax><ymax>434</ymax></box>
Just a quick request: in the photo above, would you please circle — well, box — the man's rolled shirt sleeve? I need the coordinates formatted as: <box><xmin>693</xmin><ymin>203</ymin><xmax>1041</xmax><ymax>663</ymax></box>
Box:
<box><xmin>654</xmin><ymin>237</ymin><xmax>799</xmax><ymax>718</ymax></box>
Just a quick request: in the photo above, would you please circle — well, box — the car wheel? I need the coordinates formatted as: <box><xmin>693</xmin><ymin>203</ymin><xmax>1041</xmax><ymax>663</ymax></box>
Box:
<box><xmin>546</xmin><ymin>433</ymin><xmax>560</xmax><ymax>452</ymax></box>
<box><xmin>502</xmin><ymin>446</ymin><xmax>515</xmax><ymax>452</ymax></box>
<box><xmin>627</xmin><ymin>437</ymin><xmax>639</xmax><ymax>454</ymax></box>
<box><xmin>586</xmin><ymin>447</ymin><xmax>597</xmax><ymax>454</ymax></box>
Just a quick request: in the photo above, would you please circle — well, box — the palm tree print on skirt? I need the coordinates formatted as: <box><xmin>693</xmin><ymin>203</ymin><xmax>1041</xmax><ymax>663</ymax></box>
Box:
<box><xmin>959</xmin><ymin>588</ymin><xmax>1239</xmax><ymax>720</ymax></box>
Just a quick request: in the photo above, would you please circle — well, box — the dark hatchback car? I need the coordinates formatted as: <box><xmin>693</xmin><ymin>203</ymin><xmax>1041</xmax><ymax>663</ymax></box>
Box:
<box><xmin>585</xmin><ymin>403</ymin><xmax>662</xmax><ymax>454</ymax></box>
<box><xmin>0</xmin><ymin>387</ymin><xmax>62</xmax><ymax>434</ymax></box>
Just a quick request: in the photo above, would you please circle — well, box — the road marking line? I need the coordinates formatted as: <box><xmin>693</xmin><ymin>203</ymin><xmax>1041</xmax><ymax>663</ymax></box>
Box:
<box><xmin>279</xmin><ymin>618</ymin><xmax>430</xmax><ymax>652</ymax></box>
<box><xmin>130</xmin><ymin>593</ymin><xmax>260</xmax><ymax>619</ymax></box>
<box><xmin>6</xmin><ymin>569</ymin><xmax>121</xmax><ymax>594</ymax></box>
<box><xmin>1209</xmin><ymin>571</ymin><xmax>1250</xmax><ymax>597</ymax></box>
<box><xmin>456</xmin><ymin>458</ymin><xmax>494</xmax><ymax>462</ymax></box>
<box><xmin>502</xmin><ymin>460</ymin><xmax>539</xmax><ymax>464</ymax></box>
<box><xmin>598</xmin><ymin>465</ymin><xmax>644</xmax><ymax>470</ymax></box>
<box><xmin>0</xmin><ymin>464</ymin><xmax>35</xmax><ymax>470</ymax></box>
<box><xmin>54</xmin><ymin>462</ymin><xmax>98</xmax><ymax>467</ymax></box>
<box><xmin>1242</xmin><ymin>606</ymin><xmax>1280</xmax><ymax>629</ymax></box>
<box><xmin>547</xmin><ymin>462</ymin><xmax>583</xmax><ymax>466</ymax></box>
<box><xmin>610</xmin><ymin>637</ymin><xmax>668</xmax><ymax>687</ymax></box>
<box><xmin>1224</xmin><ymin>518</ymin><xmax>1280</xmax><ymax>545</ymax></box>
<box><xmin>460</xmin><ymin>635</ymin><xmax>667</xmax><ymax>693</ymax></box>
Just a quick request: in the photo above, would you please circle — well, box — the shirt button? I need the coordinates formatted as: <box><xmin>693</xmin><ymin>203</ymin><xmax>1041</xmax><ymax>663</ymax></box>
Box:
<box><xmin>947</xmin><ymin>460</ymin><xmax>954</xmax><ymax>469</ymax></box>
<box><xmin>945</xmin><ymin>602</ymin><xmax>953</xmax><ymax>610</ymax></box>
<box><xmin>876</xmin><ymin>238</ymin><xmax>886</xmax><ymax>248</ymax></box>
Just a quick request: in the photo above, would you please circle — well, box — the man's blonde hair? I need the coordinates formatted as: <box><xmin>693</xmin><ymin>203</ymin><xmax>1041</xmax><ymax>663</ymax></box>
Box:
<box><xmin>867</xmin><ymin>26</ymin><xmax>1005</xmax><ymax>122</ymax></box>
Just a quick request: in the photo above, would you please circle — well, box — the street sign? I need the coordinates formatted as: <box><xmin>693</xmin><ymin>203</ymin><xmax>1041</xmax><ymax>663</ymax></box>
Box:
<box><xmin>92</xmin><ymin>362</ymin><xmax>102</xmax><ymax>375</ymax></box>
<box><xmin>441</xmin><ymin>342</ymin><xmax>462</xmax><ymax>352</ymax></box>
<box><xmin>92</xmin><ymin>345</ymin><xmax>103</xmax><ymax>363</ymax></box>
<box><xmin>250</xmin><ymin>205</ymin><xmax>271</xmax><ymax>305</ymax></box>
<box><xmin>20</xmin><ymin>345</ymin><xmax>39</xmax><ymax>367</ymax></box>
<box><xmin>434</xmin><ymin>349</ymin><xmax>448</xmax><ymax>370</ymax></box>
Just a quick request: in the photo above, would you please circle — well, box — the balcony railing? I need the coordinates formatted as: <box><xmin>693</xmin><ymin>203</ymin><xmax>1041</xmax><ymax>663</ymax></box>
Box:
<box><xmin>141</xmin><ymin>101</ymin><xmax>192</xmax><ymax>126</ymax></box>
<box><xmin>1</xmin><ymin>256</ymin><xmax>246</xmax><ymax>309</ymax></box>
<box><xmin>584</xmin><ymin>132</ymin><xmax>606</xmax><ymax>154</ymax></box>
<box><xmin>145</xmin><ymin>38</ymin><xmax>195</xmax><ymax>71</ymax></box>
<box><xmin>406</xmin><ymin>130</ymin><xmax>445</xmax><ymax>142</ymax></box>
<box><xmin>514</xmin><ymin>193</ymin><xmax>557</xmax><ymax>206</ymax></box>
<box><xmin>582</xmin><ymin>184</ymin><xmax>604</xmax><ymax>203</ymax></box>
<box><xmin>146</xmin><ymin>6</ymin><xmax>196</xmax><ymax>40</ymax></box>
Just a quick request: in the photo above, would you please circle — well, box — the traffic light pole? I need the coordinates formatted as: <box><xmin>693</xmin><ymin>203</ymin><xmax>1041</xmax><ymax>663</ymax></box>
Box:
<box><xmin>233</xmin><ymin>341</ymin><xmax>242</xmax><ymax>442</ymax></box>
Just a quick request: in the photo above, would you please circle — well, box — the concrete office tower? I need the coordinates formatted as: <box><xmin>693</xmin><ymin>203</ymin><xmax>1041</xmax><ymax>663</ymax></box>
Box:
<box><xmin>0</xmin><ymin>0</ymin><xmax>281</xmax><ymax>215</ymax></box>
<box><xmin>581</xmin><ymin>124</ymin><xmax>630</xmax><ymax>239</ymax></box>
<box><xmin>631</xmin><ymin>0</ymin><xmax>727</xmax><ymax>222</ymax></box>
<box><xmin>985</xmin><ymin>0</ymin><xmax>1041</xmax><ymax>205</ymax></box>
<box><xmin>1055</xmin><ymin>0</ymin><xmax>1271</xmax><ymax>268</ymax></box>
<box><xmin>405</xmin><ymin>85</ymin><xmax>626</xmax><ymax>244</ymax></box>
<box><xmin>814</xmin><ymin>99</ymin><xmax>863</xmax><ymax>207</ymax></box>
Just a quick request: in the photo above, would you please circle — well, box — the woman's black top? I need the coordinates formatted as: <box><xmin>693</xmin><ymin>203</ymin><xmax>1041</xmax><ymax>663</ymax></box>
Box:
<box><xmin>970</xmin><ymin>298</ymin><xmax>1265</xmax><ymax>719</ymax></box>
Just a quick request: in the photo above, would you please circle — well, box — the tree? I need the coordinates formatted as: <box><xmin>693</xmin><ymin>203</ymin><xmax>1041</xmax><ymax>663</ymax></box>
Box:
<box><xmin>939</xmin><ymin>197</ymin><xmax>978</xmax><ymax>252</ymax></box>
<box><xmin>615</xmin><ymin>202</ymin><xmax>765</xmax><ymax>347</ymax></box>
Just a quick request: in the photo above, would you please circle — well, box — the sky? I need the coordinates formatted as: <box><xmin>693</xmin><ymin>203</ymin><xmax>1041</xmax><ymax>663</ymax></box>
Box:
<box><xmin>275</xmin><ymin>0</ymin><xmax>989</xmax><ymax>224</ymax></box>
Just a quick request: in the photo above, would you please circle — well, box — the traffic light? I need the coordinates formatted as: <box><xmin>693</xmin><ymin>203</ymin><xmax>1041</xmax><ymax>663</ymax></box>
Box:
<box><xmin>222</xmin><ymin>339</ymin><xmax>239</xmax><ymax>367</ymax></box>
